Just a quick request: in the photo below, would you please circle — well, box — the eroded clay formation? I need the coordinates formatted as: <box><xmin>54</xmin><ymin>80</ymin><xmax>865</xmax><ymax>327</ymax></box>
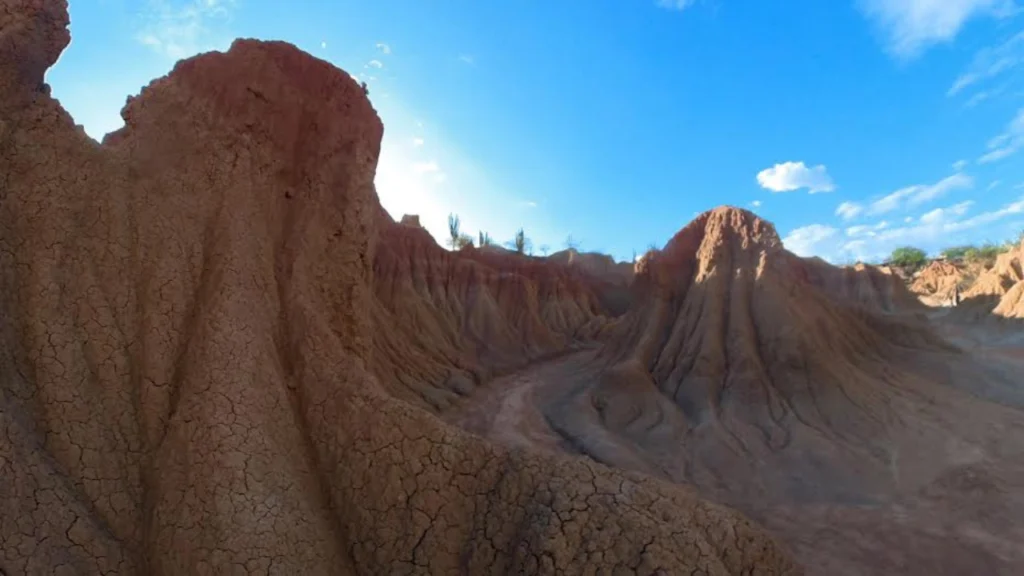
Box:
<box><xmin>3</xmin><ymin>1</ymin><xmax>1024</xmax><ymax>575</ymax></box>
<box><xmin>0</xmin><ymin>1</ymin><xmax>798</xmax><ymax>574</ymax></box>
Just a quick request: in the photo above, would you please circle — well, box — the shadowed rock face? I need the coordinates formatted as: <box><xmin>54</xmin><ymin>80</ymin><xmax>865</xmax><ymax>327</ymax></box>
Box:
<box><xmin>0</xmin><ymin>1</ymin><xmax>798</xmax><ymax>574</ymax></box>
<box><xmin>371</xmin><ymin>212</ymin><xmax>615</xmax><ymax>411</ymax></box>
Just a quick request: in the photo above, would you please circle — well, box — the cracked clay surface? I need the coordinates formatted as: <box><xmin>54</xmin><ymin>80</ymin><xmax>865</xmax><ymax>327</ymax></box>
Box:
<box><xmin>0</xmin><ymin>1</ymin><xmax>799</xmax><ymax>574</ymax></box>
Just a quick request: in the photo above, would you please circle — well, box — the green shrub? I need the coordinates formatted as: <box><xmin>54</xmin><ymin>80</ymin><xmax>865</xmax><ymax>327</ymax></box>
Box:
<box><xmin>889</xmin><ymin>246</ymin><xmax>927</xmax><ymax>269</ymax></box>
<box><xmin>940</xmin><ymin>246</ymin><xmax>972</xmax><ymax>261</ymax></box>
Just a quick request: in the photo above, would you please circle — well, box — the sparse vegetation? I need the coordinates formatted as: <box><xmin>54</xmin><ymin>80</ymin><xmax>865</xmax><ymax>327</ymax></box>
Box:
<box><xmin>538</xmin><ymin>244</ymin><xmax>551</xmax><ymax>256</ymax></box>
<box><xmin>941</xmin><ymin>242</ymin><xmax>1009</xmax><ymax>266</ymax></box>
<box><xmin>508</xmin><ymin>228</ymin><xmax>532</xmax><ymax>255</ymax></box>
<box><xmin>564</xmin><ymin>234</ymin><xmax>580</xmax><ymax>251</ymax></box>
<box><xmin>447</xmin><ymin>213</ymin><xmax>461</xmax><ymax>250</ymax></box>
<box><xmin>940</xmin><ymin>245</ymin><xmax>973</xmax><ymax>261</ymax></box>
<box><xmin>478</xmin><ymin>231</ymin><xmax>492</xmax><ymax>247</ymax></box>
<box><xmin>456</xmin><ymin>233</ymin><xmax>474</xmax><ymax>250</ymax></box>
<box><xmin>889</xmin><ymin>246</ymin><xmax>927</xmax><ymax>270</ymax></box>
<box><xmin>360</xmin><ymin>81</ymin><xmax>369</xmax><ymax>96</ymax></box>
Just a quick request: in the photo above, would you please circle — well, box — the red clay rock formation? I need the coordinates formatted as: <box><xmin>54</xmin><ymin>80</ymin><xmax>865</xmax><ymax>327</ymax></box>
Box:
<box><xmin>966</xmin><ymin>240</ymin><xmax>1024</xmax><ymax>299</ymax></box>
<box><xmin>371</xmin><ymin>212</ymin><xmax>615</xmax><ymax>410</ymax></box>
<box><xmin>541</xmin><ymin>207</ymin><xmax>1024</xmax><ymax>574</ymax></box>
<box><xmin>0</xmin><ymin>1</ymin><xmax>798</xmax><ymax>574</ymax></box>
<box><xmin>990</xmin><ymin>240</ymin><xmax>1024</xmax><ymax>318</ymax></box>
<box><xmin>547</xmin><ymin>248</ymin><xmax>635</xmax><ymax>316</ymax></box>
<box><xmin>911</xmin><ymin>259</ymin><xmax>965</xmax><ymax>304</ymax></box>
<box><xmin>399</xmin><ymin>213</ymin><xmax>423</xmax><ymax>227</ymax></box>
<box><xmin>801</xmin><ymin>259</ymin><xmax>924</xmax><ymax>313</ymax></box>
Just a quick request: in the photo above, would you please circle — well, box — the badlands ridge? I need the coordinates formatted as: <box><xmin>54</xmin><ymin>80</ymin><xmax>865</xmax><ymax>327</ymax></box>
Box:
<box><xmin>2</xmin><ymin>1</ymin><xmax>1024</xmax><ymax>574</ymax></box>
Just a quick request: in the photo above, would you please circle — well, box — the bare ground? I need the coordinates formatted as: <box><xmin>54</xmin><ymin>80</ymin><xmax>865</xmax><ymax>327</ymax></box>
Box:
<box><xmin>444</xmin><ymin>311</ymin><xmax>1024</xmax><ymax>576</ymax></box>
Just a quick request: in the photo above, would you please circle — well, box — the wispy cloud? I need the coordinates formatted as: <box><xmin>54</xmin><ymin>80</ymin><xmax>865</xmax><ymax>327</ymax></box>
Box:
<box><xmin>857</xmin><ymin>0</ymin><xmax>1017</xmax><ymax>60</ymax></box>
<box><xmin>918</xmin><ymin>200</ymin><xmax>974</xmax><ymax>224</ymax></box>
<box><xmin>458</xmin><ymin>54</ymin><xmax>476</xmax><ymax>65</ymax></box>
<box><xmin>979</xmin><ymin>108</ymin><xmax>1024</xmax><ymax>163</ymax></box>
<box><xmin>656</xmin><ymin>0</ymin><xmax>697</xmax><ymax>10</ymax></box>
<box><xmin>136</xmin><ymin>0</ymin><xmax>236</xmax><ymax>60</ymax></box>
<box><xmin>845</xmin><ymin>220</ymin><xmax>891</xmax><ymax>237</ymax></box>
<box><xmin>782</xmin><ymin>224</ymin><xmax>839</xmax><ymax>257</ymax></box>
<box><xmin>836</xmin><ymin>201</ymin><xmax>864</xmax><ymax>220</ymax></box>
<box><xmin>756</xmin><ymin>161</ymin><xmax>836</xmax><ymax>194</ymax></box>
<box><xmin>948</xmin><ymin>30</ymin><xmax>1024</xmax><ymax>97</ymax></box>
<box><xmin>965</xmin><ymin>87</ymin><xmax>1006</xmax><ymax>108</ymax></box>
<box><xmin>867</xmin><ymin>173</ymin><xmax>973</xmax><ymax>215</ymax></box>
<box><xmin>376</xmin><ymin>42</ymin><xmax>392</xmax><ymax>54</ymax></box>
<box><xmin>367</xmin><ymin>59</ymin><xmax>384</xmax><ymax>69</ymax></box>
<box><xmin>953</xmin><ymin>159</ymin><xmax>969</xmax><ymax>171</ymax></box>
<box><xmin>750</xmin><ymin>200</ymin><xmax>763</xmax><ymax>208</ymax></box>
<box><xmin>784</xmin><ymin>197</ymin><xmax>1024</xmax><ymax>261</ymax></box>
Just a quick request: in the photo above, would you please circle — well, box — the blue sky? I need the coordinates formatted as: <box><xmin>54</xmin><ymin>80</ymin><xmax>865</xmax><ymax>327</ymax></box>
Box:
<box><xmin>48</xmin><ymin>0</ymin><xmax>1024</xmax><ymax>263</ymax></box>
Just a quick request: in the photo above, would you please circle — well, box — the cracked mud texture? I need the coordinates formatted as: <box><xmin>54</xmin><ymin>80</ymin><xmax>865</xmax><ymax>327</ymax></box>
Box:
<box><xmin>0</xmin><ymin>1</ymin><xmax>799</xmax><ymax>574</ymax></box>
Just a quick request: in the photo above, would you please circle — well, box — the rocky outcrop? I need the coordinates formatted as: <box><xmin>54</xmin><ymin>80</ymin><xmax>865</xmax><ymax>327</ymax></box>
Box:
<box><xmin>0</xmin><ymin>1</ymin><xmax>797</xmax><ymax>574</ymax></box>
<box><xmin>965</xmin><ymin>240</ymin><xmax>1024</xmax><ymax>299</ymax></box>
<box><xmin>910</xmin><ymin>260</ymin><xmax>965</xmax><ymax>304</ymax></box>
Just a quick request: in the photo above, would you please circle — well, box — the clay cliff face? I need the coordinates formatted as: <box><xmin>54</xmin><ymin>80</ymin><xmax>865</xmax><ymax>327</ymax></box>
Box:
<box><xmin>990</xmin><ymin>240</ymin><xmax>1024</xmax><ymax>318</ymax></box>
<box><xmin>0</xmin><ymin>1</ymin><xmax>797</xmax><ymax>574</ymax></box>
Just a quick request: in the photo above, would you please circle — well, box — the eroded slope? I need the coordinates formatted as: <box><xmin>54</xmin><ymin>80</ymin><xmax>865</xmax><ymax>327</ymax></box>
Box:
<box><xmin>532</xmin><ymin>208</ymin><xmax>1024</xmax><ymax>574</ymax></box>
<box><xmin>0</xmin><ymin>1</ymin><xmax>797</xmax><ymax>574</ymax></box>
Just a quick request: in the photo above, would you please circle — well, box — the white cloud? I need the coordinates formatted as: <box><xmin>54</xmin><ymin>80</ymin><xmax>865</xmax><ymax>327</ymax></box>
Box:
<box><xmin>320</xmin><ymin>41</ymin><xmax>327</xmax><ymax>49</ymax></box>
<box><xmin>136</xmin><ymin>0</ymin><xmax>236</xmax><ymax>60</ymax></box>
<box><xmin>868</xmin><ymin>173</ymin><xmax>973</xmax><ymax>215</ymax></box>
<box><xmin>948</xmin><ymin>30</ymin><xmax>1024</xmax><ymax>96</ymax></box>
<box><xmin>988</xmin><ymin>180</ymin><xmax>1003</xmax><ymax>191</ymax></box>
<box><xmin>919</xmin><ymin>200</ymin><xmax>974</xmax><ymax>224</ymax></box>
<box><xmin>412</xmin><ymin>160</ymin><xmax>441</xmax><ymax>174</ymax></box>
<box><xmin>836</xmin><ymin>201</ymin><xmax>864</xmax><ymax>220</ymax></box>
<box><xmin>784</xmin><ymin>197</ymin><xmax>1024</xmax><ymax>261</ymax></box>
<box><xmin>750</xmin><ymin>200</ymin><xmax>763</xmax><ymax>207</ymax></box>
<box><xmin>367</xmin><ymin>59</ymin><xmax>384</xmax><ymax>69</ymax></box>
<box><xmin>656</xmin><ymin>0</ymin><xmax>697</xmax><ymax>10</ymax></box>
<box><xmin>857</xmin><ymin>0</ymin><xmax>1017</xmax><ymax>60</ymax></box>
<box><xmin>846</xmin><ymin>220</ymin><xmax>892</xmax><ymax>237</ymax></box>
<box><xmin>782</xmin><ymin>224</ymin><xmax>839</xmax><ymax>257</ymax></box>
<box><xmin>979</xmin><ymin>108</ymin><xmax>1024</xmax><ymax>163</ymax></box>
<box><xmin>412</xmin><ymin>137</ymin><xmax>425</xmax><ymax>147</ymax></box>
<box><xmin>756</xmin><ymin>161</ymin><xmax>836</xmax><ymax>194</ymax></box>
<box><xmin>964</xmin><ymin>89</ymin><xmax>998</xmax><ymax>108</ymax></box>
<box><xmin>952</xmin><ymin>159</ymin><xmax>968</xmax><ymax>171</ymax></box>
<box><xmin>376</xmin><ymin>42</ymin><xmax>392</xmax><ymax>54</ymax></box>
